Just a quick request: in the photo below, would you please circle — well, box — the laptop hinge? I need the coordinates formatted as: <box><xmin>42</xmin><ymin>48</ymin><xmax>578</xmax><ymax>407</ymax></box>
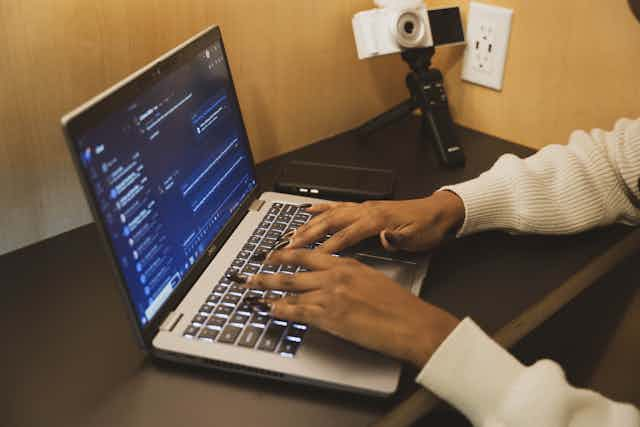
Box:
<box><xmin>159</xmin><ymin>311</ymin><xmax>183</xmax><ymax>332</ymax></box>
<box><xmin>249</xmin><ymin>199</ymin><xmax>265</xmax><ymax>212</ymax></box>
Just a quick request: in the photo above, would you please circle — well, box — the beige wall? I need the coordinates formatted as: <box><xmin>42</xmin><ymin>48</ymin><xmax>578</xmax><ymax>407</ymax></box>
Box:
<box><xmin>0</xmin><ymin>0</ymin><xmax>408</xmax><ymax>255</ymax></box>
<box><xmin>1</xmin><ymin>0</ymin><xmax>639</xmax><ymax>255</ymax></box>
<box><xmin>432</xmin><ymin>0</ymin><xmax>640</xmax><ymax>146</ymax></box>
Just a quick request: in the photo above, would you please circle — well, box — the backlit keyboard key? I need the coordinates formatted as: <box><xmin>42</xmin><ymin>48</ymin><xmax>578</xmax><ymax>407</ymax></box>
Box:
<box><xmin>192</xmin><ymin>314</ymin><xmax>208</xmax><ymax>325</ymax></box>
<box><xmin>218</xmin><ymin>325</ymin><xmax>242</xmax><ymax>344</ymax></box>
<box><xmin>271</xmin><ymin>223</ymin><xmax>286</xmax><ymax>231</ymax></box>
<box><xmin>222</xmin><ymin>294</ymin><xmax>241</xmax><ymax>305</ymax></box>
<box><xmin>242</xmin><ymin>264</ymin><xmax>260</xmax><ymax>275</ymax></box>
<box><xmin>206</xmin><ymin>316</ymin><xmax>227</xmax><ymax>329</ymax></box>
<box><xmin>266</xmin><ymin>231</ymin><xmax>281</xmax><ymax>239</ymax></box>
<box><xmin>286</xmin><ymin>326</ymin><xmax>306</xmax><ymax>341</ymax></box>
<box><xmin>258</xmin><ymin>323</ymin><xmax>286</xmax><ymax>352</ymax></box>
<box><xmin>237</xmin><ymin>250</ymin><xmax>252</xmax><ymax>259</ymax></box>
<box><xmin>199</xmin><ymin>328</ymin><xmax>219</xmax><ymax>342</ymax></box>
<box><xmin>262</xmin><ymin>237</ymin><xmax>277</xmax><ymax>246</ymax></box>
<box><xmin>228</xmin><ymin>284</ymin><xmax>247</xmax><ymax>295</ymax></box>
<box><xmin>213</xmin><ymin>284</ymin><xmax>227</xmax><ymax>294</ymax></box>
<box><xmin>250</xmin><ymin>313</ymin><xmax>269</xmax><ymax>326</ymax></box>
<box><xmin>261</xmin><ymin>264</ymin><xmax>279</xmax><ymax>274</ymax></box>
<box><xmin>280</xmin><ymin>265</ymin><xmax>297</xmax><ymax>274</ymax></box>
<box><xmin>284</xmin><ymin>204</ymin><xmax>298</xmax><ymax>215</ymax></box>
<box><xmin>238</xmin><ymin>325</ymin><xmax>263</xmax><ymax>348</ymax></box>
<box><xmin>278</xmin><ymin>339</ymin><xmax>301</xmax><ymax>356</ymax></box>
<box><xmin>199</xmin><ymin>304</ymin><xmax>213</xmax><ymax>314</ymax></box>
<box><xmin>214</xmin><ymin>305</ymin><xmax>233</xmax><ymax>317</ymax></box>
<box><xmin>236</xmin><ymin>301</ymin><xmax>252</xmax><ymax>315</ymax></box>
<box><xmin>229</xmin><ymin>313</ymin><xmax>249</xmax><ymax>325</ymax></box>
<box><xmin>183</xmin><ymin>325</ymin><xmax>200</xmax><ymax>338</ymax></box>
<box><xmin>276</xmin><ymin>214</ymin><xmax>292</xmax><ymax>223</ymax></box>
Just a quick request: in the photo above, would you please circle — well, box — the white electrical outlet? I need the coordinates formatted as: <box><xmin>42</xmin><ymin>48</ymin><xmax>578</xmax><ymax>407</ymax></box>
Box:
<box><xmin>461</xmin><ymin>2</ymin><xmax>513</xmax><ymax>91</ymax></box>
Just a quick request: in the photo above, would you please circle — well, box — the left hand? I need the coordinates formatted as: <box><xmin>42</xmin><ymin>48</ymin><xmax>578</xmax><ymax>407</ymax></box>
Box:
<box><xmin>245</xmin><ymin>249</ymin><xmax>460</xmax><ymax>368</ymax></box>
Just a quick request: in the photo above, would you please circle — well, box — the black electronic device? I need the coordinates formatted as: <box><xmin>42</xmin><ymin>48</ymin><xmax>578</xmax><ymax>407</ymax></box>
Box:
<box><xmin>355</xmin><ymin>7</ymin><xmax>466</xmax><ymax>168</ymax></box>
<box><xmin>275</xmin><ymin>161</ymin><xmax>394</xmax><ymax>201</ymax></box>
<box><xmin>630</xmin><ymin>0</ymin><xmax>640</xmax><ymax>22</ymax></box>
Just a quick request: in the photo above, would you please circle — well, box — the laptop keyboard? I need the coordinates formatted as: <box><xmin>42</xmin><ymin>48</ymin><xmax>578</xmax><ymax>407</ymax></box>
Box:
<box><xmin>182</xmin><ymin>203</ymin><xmax>327</xmax><ymax>358</ymax></box>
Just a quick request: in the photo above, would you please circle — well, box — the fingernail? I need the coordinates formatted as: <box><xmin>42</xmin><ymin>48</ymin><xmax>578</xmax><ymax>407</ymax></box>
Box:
<box><xmin>273</xmin><ymin>239</ymin><xmax>289</xmax><ymax>251</ymax></box>
<box><xmin>226</xmin><ymin>273</ymin><xmax>248</xmax><ymax>284</ymax></box>
<box><xmin>298</xmin><ymin>203</ymin><xmax>312</xmax><ymax>210</ymax></box>
<box><xmin>385</xmin><ymin>231</ymin><xmax>400</xmax><ymax>247</ymax></box>
<box><xmin>281</xmin><ymin>229</ymin><xmax>296</xmax><ymax>240</ymax></box>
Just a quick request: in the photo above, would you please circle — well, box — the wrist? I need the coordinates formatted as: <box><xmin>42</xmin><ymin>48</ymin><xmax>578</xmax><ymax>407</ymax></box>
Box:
<box><xmin>431</xmin><ymin>190</ymin><xmax>465</xmax><ymax>237</ymax></box>
<box><xmin>407</xmin><ymin>307</ymin><xmax>461</xmax><ymax>368</ymax></box>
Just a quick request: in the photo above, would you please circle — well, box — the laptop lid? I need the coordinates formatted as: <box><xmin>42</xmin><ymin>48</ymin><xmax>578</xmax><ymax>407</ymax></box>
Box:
<box><xmin>62</xmin><ymin>26</ymin><xmax>259</xmax><ymax>347</ymax></box>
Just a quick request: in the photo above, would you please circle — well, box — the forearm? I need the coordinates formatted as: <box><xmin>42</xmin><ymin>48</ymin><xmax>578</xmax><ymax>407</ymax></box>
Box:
<box><xmin>417</xmin><ymin>318</ymin><xmax>640</xmax><ymax>427</ymax></box>
<box><xmin>441</xmin><ymin>119</ymin><xmax>640</xmax><ymax>236</ymax></box>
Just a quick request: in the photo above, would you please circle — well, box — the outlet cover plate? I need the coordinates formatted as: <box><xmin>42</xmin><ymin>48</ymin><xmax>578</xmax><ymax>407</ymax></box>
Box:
<box><xmin>461</xmin><ymin>2</ymin><xmax>513</xmax><ymax>91</ymax></box>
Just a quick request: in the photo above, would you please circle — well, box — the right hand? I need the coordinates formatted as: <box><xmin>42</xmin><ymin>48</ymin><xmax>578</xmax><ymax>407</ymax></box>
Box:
<box><xmin>288</xmin><ymin>190</ymin><xmax>465</xmax><ymax>254</ymax></box>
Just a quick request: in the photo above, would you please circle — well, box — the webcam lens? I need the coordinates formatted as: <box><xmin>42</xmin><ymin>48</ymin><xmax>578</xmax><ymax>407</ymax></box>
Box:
<box><xmin>396</xmin><ymin>12</ymin><xmax>424</xmax><ymax>47</ymax></box>
<box><xmin>404</xmin><ymin>21</ymin><xmax>415</xmax><ymax>34</ymax></box>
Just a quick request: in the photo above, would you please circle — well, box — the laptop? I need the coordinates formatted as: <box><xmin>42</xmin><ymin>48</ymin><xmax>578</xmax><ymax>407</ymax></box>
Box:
<box><xmin>61</xmin><ymin>25</ymin><xmax>429</xmax><ymax>396</ymax></box>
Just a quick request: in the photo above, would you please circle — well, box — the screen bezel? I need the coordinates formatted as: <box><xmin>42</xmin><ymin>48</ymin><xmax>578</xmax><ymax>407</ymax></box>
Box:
<box><xmin>61</xmin><ymin>25</ymin><xmax>260</xmax><ymax>348</ymax></box>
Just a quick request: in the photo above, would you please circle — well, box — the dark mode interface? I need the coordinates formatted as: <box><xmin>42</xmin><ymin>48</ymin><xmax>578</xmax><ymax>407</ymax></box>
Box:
<box><xmin>76</xmin><ymin>41</ymin><xmax>256</xmax><ymax>326</ymax></box>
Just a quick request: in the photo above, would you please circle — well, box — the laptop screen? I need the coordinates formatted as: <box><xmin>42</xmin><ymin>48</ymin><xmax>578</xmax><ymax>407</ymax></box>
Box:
<box><xmin>70</xmin><ymin>32</ymin><xmax>256</xmax><ymax>327</ymax></box>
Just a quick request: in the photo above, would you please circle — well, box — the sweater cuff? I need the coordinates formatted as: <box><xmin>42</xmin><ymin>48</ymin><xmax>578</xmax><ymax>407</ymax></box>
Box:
<box><xmin>415</xmin><ymin>318</ymin><xmax>525</xmax><ymax>426</ymax></box>
<box><xmin>440</xmin><ymin>171</ymin><xmax>518</xmax><ymax>237</ymax></box>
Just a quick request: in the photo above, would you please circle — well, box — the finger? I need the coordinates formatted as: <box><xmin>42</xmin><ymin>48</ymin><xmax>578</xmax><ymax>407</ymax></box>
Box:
<box><xmin>279</xmin><ymin>289</ymin><xmax>330</xmax><ymax>307</ymax></box>
<box><xmin>290</xmin><ymin>208</ymin><xmax>358</xmax><ymax>248</ymax></box>
<box><xmin>380</xmin><ymin>229</ymin><xmax>399</xmax><ymax>252</ymax></box>
<box><xmin>247</xmin><ymin>270</ymin><xmax>333</xmax><ymax>292</ymax></box>
<box><xmin>266</xmin><ymin>248</ymin><xmax>341</xmax><ymax>271</ymax></box>
<box><xmin>303</xmin><ymin>203</ymin><xmax>335</xmax><ymax>214</ymax></box>
<box><xmin>317</xmin><ymin>222</ymin><xmax>373</xmax><ymax>253</ymax></box>
<box><xmin>380</xmin><ymin>228</ymin><xmax>411</xmax><ymax>252</ymax></box>
<box><xmin>287</xmin><ymin>212</ymin><xmax>337</xmax><ymax>248</ymax></box>
<box><xmin>269</xmin><ymin>300</ymin><xmax>325</xmax><ymax>325</ymax></box>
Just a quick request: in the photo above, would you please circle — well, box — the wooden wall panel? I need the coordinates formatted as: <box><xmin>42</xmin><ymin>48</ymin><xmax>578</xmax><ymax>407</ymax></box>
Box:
<box><xmin>431</xmin><ymin>0</ymin><xmax>640</xmax><ymax>148</ymax></box>
<box><xmin>2</xmin><ymin>0</ymin><xmax>639</xmax><ymax>255</ymax></box>
<box><xmin>0</xmin><ymin>0</ymin><xmax>407</xmax><ymax>255</ymax></box>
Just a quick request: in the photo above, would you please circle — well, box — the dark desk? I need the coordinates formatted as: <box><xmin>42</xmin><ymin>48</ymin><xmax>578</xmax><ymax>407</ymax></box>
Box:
<box><xmin>3</xmin><ymin>117</ymin><xmax>639</xmax><ymax>427</ymax></box>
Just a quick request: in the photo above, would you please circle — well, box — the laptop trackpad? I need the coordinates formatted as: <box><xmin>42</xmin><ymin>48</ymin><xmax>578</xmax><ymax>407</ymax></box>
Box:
<box><xmin>352</xmin><ymin>252</ymin><xmax>429</xmax><ymax>296</ymax></box>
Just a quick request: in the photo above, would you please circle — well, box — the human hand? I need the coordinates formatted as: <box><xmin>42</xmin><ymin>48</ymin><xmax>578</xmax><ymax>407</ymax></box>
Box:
<box><xmin>245</xmin><ymin>249</ymin><xmax>460</xmax><ymax>368</ymax></box>
<box><xmin>288</xmin><ymin>191</ymin><xmax>465</xmax><ymax>254</ymax></box>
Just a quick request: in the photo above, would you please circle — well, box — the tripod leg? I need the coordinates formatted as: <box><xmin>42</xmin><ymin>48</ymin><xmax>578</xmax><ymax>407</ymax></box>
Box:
<box><xmin>406</xmin><ymin>68</ymin><xmax>465</xmax><ymax>168</ymax></box>
<box><xmin>354</xmin><ymin>98</ymin><xmax>416</xmax><ymax>138</ymax></box>
<box><xmin>423</xmin><ymin>106</ymin><xmax>465</xmax><ymax>167</ymax></box>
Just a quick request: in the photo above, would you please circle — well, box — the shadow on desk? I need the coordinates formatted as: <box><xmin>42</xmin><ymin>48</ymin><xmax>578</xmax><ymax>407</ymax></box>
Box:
<box><xmin>86</xmin><ymin>358</ymin><xmax>408</xmax><ymax>427</ymax></box>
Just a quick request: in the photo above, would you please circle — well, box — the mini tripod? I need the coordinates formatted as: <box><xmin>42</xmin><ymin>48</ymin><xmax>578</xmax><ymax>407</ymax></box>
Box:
<box><xmin>355</xmin><ymin>47</ymin><xmax>465</xmax><ymax>168</ymax></box>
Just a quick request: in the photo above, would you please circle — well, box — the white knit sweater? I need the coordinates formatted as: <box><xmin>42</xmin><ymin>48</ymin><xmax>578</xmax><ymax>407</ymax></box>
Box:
<box><xmin>418</xmin><ymin>118</ymin><xmax>640</xmax><ymax>426</ymax></box>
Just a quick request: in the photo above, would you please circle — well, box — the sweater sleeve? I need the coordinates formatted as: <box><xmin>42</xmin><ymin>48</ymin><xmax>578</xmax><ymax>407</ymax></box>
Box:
<box><xmin>416</xmin><ymin>318</ymin><xmax>640</xmax><ymax>427</ymax></box>
<box><xmin>418</xmin><ymin>120</ymin><xmax>640</xmax><ymax>426</ymax></box>
<box><xmin>441</xmin><ymin>118</ymin><xmax>640</xmax><ymax>236</ymax></box>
